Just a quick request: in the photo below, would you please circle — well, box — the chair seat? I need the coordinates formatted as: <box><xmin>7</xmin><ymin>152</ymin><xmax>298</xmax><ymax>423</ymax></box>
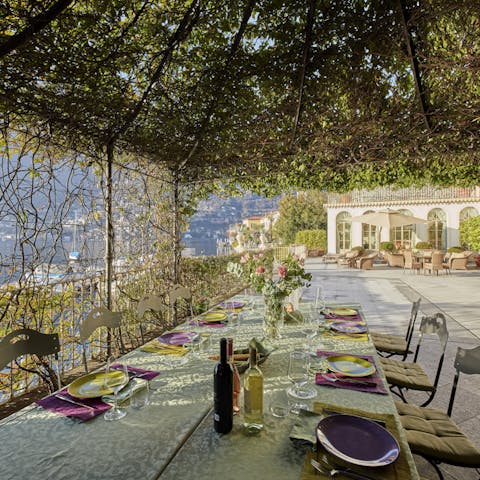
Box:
<box><xmin>380</xmin><ymin>357</ymin><xmax>434</xmax><ymax>391</ymax></box>
<box><xmin>396</xmin><ymin>401</ymin><xmax>480</xmax><ymax>466</ymax></box>
<box><xmin>371</xmin><ymin>332</ymin><xmax>409</xmax><ymax>355</ymax></box>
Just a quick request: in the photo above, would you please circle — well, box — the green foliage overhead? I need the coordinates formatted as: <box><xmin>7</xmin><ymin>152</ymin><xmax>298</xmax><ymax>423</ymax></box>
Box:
<box><xmin>1</xmin><ymin>1</ymin><xmax>480</xmax><ymax>190</ymax></box>
<box><xmin>273</xmin><ymin>191</ymin><xmax>327</xmax><ymax>243</ymax></box>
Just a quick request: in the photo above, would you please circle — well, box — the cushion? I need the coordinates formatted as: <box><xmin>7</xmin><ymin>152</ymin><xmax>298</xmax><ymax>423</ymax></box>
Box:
<box><xmin>396</xmin><ymin>401</ymin><xmax>480</xmax><ymax>466</ymax></box>
<box><xmin>380</xmin><ymin>357</ymin><xmax>434</xmax><ymax>391</ymax></box>
<box><xmin>371</xmin><ymin>332</ymin><xmax>409</xmax><ymax>355</ymax></box>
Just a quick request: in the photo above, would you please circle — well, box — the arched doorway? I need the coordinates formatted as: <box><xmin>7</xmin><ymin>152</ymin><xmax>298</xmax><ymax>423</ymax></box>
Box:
<box><xmin>336</xmin><ymin>212</ymin><xmax>352</xmax><ymax>252</ymax></box>
<box><xmin>427</xmin><ymin>208</ymin><xmax>446</xmax><ymax>249</ymax></box>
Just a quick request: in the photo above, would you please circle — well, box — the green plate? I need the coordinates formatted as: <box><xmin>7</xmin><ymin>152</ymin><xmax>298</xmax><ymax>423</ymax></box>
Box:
<box><xmin>332</xmin><ymin>307</ymin><xmax>358</xmax><ymax>316</ymax></box>
<box><xmin>198</xmin><ymin>312</ymin><xmax>227</xmax><ymax>323</ymax></box>
<box><xmin>326</xmin><ymin>355</ymin><xmax>376</xmax><ymax>377</ymax></box>
<box><xmin>68</xmin><ymin>371</ymin><xmax>124</xmax><ymax>398</ymax></box>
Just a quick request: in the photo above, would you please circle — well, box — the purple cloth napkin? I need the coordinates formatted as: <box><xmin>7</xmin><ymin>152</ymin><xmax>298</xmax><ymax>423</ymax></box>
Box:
<box><xmin>36</xmin><ymin>388</ymin><xmax>111</xmax><ymax>421</ymax></box>
<box><xmin>110</xmin><ymin>363</ymin><xmax>160</xmax><ymax>381</ymax></box>
<box><xmin>325</xmin><ymin>313</ymin><xmax>363</xmax><ymax>322</ymax></box>
<box><xmin>314</xmin><ymin>350</ymin><xmax>388</xmax><ymax>395</ymax></box>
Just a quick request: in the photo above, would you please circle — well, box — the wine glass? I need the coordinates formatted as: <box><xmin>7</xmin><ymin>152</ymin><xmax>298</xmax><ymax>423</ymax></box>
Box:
<box><xmin>302</xmin><ymin>311</ymin><xmax>318</xmax><ymax>353</ymax></box>
<box><xmin>287</xmin><ymin>350</ymin><xmax>317</xmax><ymax>404</ymax></box>
<box><xmin>104</xmin><ymin>361</ymin><xmax>129</xmax><ymax>421</ymax></box>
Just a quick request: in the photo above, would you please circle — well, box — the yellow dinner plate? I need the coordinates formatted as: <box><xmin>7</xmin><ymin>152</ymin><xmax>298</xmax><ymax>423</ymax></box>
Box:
<box><xmin>68</xmin><ymin>371</ymin><xmax>124</xmax><ymax>398</ymax></box>
<box><xmin>198</xmin><ymin>312</ymin><xmax>227</xmax><ymax>323</ymax></box>
<box><xmin>332</xmin><ymin>307</ymin><xmax>358</xmax><ymax>316</ymax></box>
<box><xmin>326</xmin><ymin>355</ymin><xmax>376</xmax><ymax>377</ymax></box>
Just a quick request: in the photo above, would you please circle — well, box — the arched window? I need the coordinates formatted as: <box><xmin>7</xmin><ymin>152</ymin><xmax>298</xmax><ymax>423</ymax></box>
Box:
<box><xmin>336</xmin><ymin>212</ymin><xmax>351</xmax><ymax>252</ymax></box>
<box><xmin>390</xmin><ymin>209</ymin><xmax>414</xmax><ymax>249</ymax></box>
<box><xmin>460</xmin><ymin>207</ymin><xmax>479</xmax><ymax>223</ymax></box>
<box><xmin>427</xmin><ymin>208</ymin><xmax>446</xmax><ymax>249</ymax></box>
<box><xmin>361</xmin><ymin>210</ymin><xmax>377</xmax><ymax>250</ymax></box>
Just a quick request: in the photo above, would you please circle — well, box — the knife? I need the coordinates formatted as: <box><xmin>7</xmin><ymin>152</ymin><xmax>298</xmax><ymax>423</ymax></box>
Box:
<box><xmin>55</xmin><ymin>394</ymin><xmax>95</xmax><ymax>411</ymax></box>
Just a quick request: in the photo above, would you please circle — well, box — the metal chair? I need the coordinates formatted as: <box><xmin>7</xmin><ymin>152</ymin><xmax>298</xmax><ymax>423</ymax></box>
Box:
<box><xmin>137</xmin><ymin>293</ymin><xmax>165</xmax><ymax>342</ymax></box>
<box><xmin>371</xmin><ymin>298</ymin><xmax>421</xmax><ymax>360</ymax></box>
<box><xmin>396</xmin><ymin>345</ymin><xmax>480</xmax><ymax>480</ymax></box>
<box><xmin>0</xmin><ymin>328</ymin><xmax>61</xmax><ymax>392</ymax></box>
<box><xmin>168</xmin><ymin>284</ymin><xmax>195</xmax><ymax>325</ymax></box>
<box><xmin>380</xmin><ymin>312</ymin><xmax>448</xmax><ymax>407</ymax></box>
<box><xmin>79</xmin><ymin>306</ymin><xmax>122</xmax><ymax>372</ymax></box>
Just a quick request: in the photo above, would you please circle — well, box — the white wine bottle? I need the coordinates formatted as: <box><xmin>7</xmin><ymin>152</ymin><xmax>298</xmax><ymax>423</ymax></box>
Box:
<box><xmin>243</xmin><ymin>346</ymin><xmax>263</xmax><ymax>432</ymax></box>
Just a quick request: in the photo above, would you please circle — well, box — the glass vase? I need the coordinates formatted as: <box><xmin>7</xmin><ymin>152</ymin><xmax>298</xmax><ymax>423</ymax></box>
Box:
<box><xmin>263</xmin><ymin>294</ymin><xmax>285</xmax><ymax>341</ymax></box>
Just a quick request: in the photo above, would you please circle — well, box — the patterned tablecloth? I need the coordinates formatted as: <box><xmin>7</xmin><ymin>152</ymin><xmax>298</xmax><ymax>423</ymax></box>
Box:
<box><xmin>0</xmin><ymin>299</ymin><xmax>419</xmax><ymax>480</ymax></box>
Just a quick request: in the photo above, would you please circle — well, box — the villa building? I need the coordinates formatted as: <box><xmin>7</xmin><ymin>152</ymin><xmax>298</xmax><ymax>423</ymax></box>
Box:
<box><xmin>325</xmin><ymin>186</ymin><xmax>480</xmax><ymax>253</ymax></box>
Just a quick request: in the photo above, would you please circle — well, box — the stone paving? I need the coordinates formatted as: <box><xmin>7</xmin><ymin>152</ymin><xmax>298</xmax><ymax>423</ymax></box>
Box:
<box><xmin>304</xmin><ymin>258</ymin><xmax>480</xmax><ymax>480</ymax></box>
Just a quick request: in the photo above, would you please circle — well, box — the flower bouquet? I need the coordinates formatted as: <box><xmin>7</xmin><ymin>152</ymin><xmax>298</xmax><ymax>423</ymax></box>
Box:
<box><xmin>227</xmin><ymin>252</ymin><xmax>311</xmax><ymax>340</ymax></box>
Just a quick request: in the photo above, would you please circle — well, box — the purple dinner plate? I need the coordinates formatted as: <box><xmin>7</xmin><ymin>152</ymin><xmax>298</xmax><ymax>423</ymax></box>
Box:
<box><xmin>158</xmin><ymin>331</ymin><xmax>198</xmax><ymax>345</ymax></box>
<box><xmin>330</xmin><ymin>322</ymin><xmax>367</xmax><ymax>334</ymax></box>
<box><xmin>316</xmin><ymin>414</ymin><xmax>399</xmax><ymax>467</ymax></box>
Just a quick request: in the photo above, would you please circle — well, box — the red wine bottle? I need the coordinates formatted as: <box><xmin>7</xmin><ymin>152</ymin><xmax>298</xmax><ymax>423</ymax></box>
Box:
<box><xmin>214</xmin><ymin>337</ymin><xmax>233</xmax><ymax>433</ymax></box>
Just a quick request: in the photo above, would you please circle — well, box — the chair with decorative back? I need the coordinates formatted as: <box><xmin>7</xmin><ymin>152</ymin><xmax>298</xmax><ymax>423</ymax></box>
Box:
<box><xmin>371</xmin><ymin>298</ymin><xmax>421</xmax><ymax>360</ymax></box>
<box><xmin>137</xmin><ymin>293</ymin><xmax>165</xmax><ymax>342</ymax></box>
<box><xmin>79</xmin><ymin>306</ymin><xmax>122</xmax><ymax>372</ymax></box>
<box><xmin>396</xmin><ymin>345</ymin><xmax>480</xmax><ymax>480</ymax></box>
<box><xmin>380</xmin><ymin>312</ymin><xmax>448</xmax><ymax>407</ymax></box>
<box><xmin>0</xmin><ymin>328</ymin><xmax>61</xmax><ymax>392</ymax></box>
<box><xmin>168</xmin><ymin>284</ymin><xmax>195</xmax><ymax>326</ymax></box>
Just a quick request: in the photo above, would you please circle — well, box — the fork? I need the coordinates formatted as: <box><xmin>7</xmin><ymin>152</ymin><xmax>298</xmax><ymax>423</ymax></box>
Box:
<box><xmin>310</xmin><ymin>459</ymin><xmax>379</xmax><ymax>480</ymax></box>
<box><xmin>322</xmin><ymin>373</ymin><xmax>377</xmax><ymax>387</ymax></box>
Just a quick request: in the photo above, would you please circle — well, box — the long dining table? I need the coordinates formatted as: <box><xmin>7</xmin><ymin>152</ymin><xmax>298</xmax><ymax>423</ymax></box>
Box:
<box><xmin>0</xmin><ymin>294</ymin><xmax>419</xmax><ymax>480</ymax></box>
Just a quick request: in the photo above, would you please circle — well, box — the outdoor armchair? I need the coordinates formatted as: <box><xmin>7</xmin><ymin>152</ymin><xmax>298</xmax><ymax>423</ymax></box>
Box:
<box><xmin>396</xmin><ymin>345</ymin><xmax>480</xmax><ymax>480</ymax></box>
<box><xmin>337</xmin><ymin>250</ymin><xmax>359</xmax><ymax>268</ymax></box>
<box><xmin>371</xmin><ymin>298</ymin><xmax>421</xmax><ymax>360</ymax></box>
<box><xmin>386</xmin><ymin>251</ymin><xmax>405</xmax><ymax>268</ymax></box>
<box><xmin>380</xmin><ymin>312</ymin><xmax>448</xmax><ymax>407</ymax></box>
<box><xmin>403</xmin><ymin>250</ymin><xmax>421</xmax><ymax>274</ymax></box>
<box><xmin>355</xmin><ymin>252</ymin><xmax>377</xmax><ymax>270</ymax></box>
<box><xmin>443</xmin><ymin>251</ymin><xmax>471</xmax><ymax>273</ymax></box>
<box><xmin>0</xmin><ymin>328</ymin><xmax>61</xmax><ymax>392</ymax></box>
<box><xmin>423</xmin><ymin>251</ymin><xmax>445</xmax><ymax>275</ymax></box>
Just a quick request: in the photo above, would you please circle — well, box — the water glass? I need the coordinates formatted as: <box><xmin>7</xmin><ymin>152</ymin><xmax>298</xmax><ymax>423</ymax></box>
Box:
<box><xmin>269</xmin><ymin>389</ymin><xmax>290</xmax><ymax>418</ymax></box>
<box><xmin>287</xmin><ymin>350</ymin><xmax>317</xmax><ymax>401</ymax></box>
<box><xmin>130</xmin><ymin>380</ymin><xmax>151</xmax><ymax>409</ymax></box>
<box><xmin>104</xmin><ymin>362</ymin><xmax>129</xmax><ymax>421</ymax></box>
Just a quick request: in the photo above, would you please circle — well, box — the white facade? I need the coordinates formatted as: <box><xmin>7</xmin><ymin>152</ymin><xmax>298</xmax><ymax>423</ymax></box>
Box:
<box><xmin>325</xmin><ymin>187</ymin><xmax>480</xmax><ymax>253</ymax></box>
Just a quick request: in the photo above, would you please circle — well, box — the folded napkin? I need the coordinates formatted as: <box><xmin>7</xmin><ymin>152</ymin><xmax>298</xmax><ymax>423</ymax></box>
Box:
<box><xmin>314</xmin><ymin>350</ymin><xmax>388</xmax><ymax>395</ymax></box>
<box><xmin>300</xmin><ymin>401</ymin><xmax>414</xmax><ymax>480</ymax></box>
<box><xmin>110</xmin><ymin>363</ymin><xmax>160</xmax><ymax>382</ymax></box>
<box><xmin>36</xmin><ymin>388</ymin><xmax>110</xmax><ymax>421</ymax></box>
<box><xmin>289</xmin><ymin>409</ymin><xmax>322</xmax><ymax>447</ymax></box>
<box><xmin>140</xmin><ymin>340</ymin><xmax>189</xmax><ymax>355</ymax></box>
<box><xmin>189</xmin><ymin>319</ymin><xmax>226</xmax><ymax>328</ymax></box>
<box><xmin>321</xmin><ymin>331</ymin><xmax>368</xmax><ymax>342</ymax></box>
<box><xmin>324</xmin><ymin>313</ymin><xmax>364</xmax><ymax>323</ymax></box>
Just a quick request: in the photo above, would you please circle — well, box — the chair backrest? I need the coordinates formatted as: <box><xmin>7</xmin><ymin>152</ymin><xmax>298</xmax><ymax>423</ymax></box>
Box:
<box><xmin>168</xmin><ymin>284</ymin><xmax>192</xmax><ymax>305</ymax></box>
<box><xmin>404</xmin><ymin>298</ymin><xmax>421</xmax><ymax>347</ymax></box>
<box><xmin>137</xmin><ymin>294</ymin><xmax>164</xmax><ymax>318</ymax></box>
<box><xmin>448</xmin><ymin>345</ymin><xmax>480</xmax><ymax>416</ymax></box>
<box><xmin>403</xmin><ymin>250</ymin><xmax>414</xmax><ymax>268</ymax></box>
<box><xmin>0</xmin><ymin>328</ymin><xmax>60</xmax><ymax>371</ymax></box>
<box><xmin>413</xmin><ymin>312</ymin><xmax>449</xmax><ymax>403</ymax></box>
<box><xmin>79</xmin><ymin>306</ymin><xmax>122</xmax><ymax>342</ymax></box>
<box><xmin>430</xmin><ymin>251</ymin><xmax>444</xmax><ymax>267</ymax></box>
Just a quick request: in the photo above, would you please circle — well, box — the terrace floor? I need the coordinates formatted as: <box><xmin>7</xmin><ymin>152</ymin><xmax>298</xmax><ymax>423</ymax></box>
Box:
<box><xmin>303</xmin><ymin>258</ymin><xmax>480</xmax><ymax>480</ymax></box>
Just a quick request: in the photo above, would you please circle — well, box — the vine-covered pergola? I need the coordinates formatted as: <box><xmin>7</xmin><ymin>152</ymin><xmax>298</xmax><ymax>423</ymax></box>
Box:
<box><xmin>1</xmin><ymin>0</ymin><xmax>480</xmax><ymax>294</ymax></box>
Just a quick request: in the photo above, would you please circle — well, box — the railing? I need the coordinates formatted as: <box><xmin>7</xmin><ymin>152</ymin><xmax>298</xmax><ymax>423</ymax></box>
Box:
<box><xmin>0</xmin><ymin>267</ymin><xmax>164</xmax><ymax>405</ymax></box>
<box><xmin>326</xmin><ymin>186</ymin><xmax>480</xmax><ymax>205</ymax></box>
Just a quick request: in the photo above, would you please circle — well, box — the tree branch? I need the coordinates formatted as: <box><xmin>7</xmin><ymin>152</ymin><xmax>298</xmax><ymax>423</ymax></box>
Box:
<box><xmin>0</xmin><ymin>0</ymin><xmax>75</xmax><ymax>58</ymax></box>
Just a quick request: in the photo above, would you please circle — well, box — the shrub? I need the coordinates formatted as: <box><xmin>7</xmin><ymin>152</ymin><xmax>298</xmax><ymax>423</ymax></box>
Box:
<box><xmin>351</xmin><ymin>246</ymin><xmax>365</xmax><ymax>253</ymax></box>
<box><xmin>294</xmin><ymin>229</ymin><xmax>327</xmax><ymax>250</ymax></box>
<box><xmin>460</xmin><ymin>216</ymin><xmax>480</xmax><ymax>251</ymax></box>
<box><xmin>380</xmin><ymin>242</ymin><xmax>395</xmax><ymax>251</ymax></box>
<box><xmin>447</xmin><ymin>246</ymin><xmax>465</xmax><ymax>253</ymax></box>
<box><xmin>415</xmin><ymin>241</ymin><xmax>432</xmax><ymax>249</ymax></box>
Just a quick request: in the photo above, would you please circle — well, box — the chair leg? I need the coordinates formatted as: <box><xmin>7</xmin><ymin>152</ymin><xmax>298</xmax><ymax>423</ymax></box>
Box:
<box><xmin>421</xmin><ymin>456</ymin><xmax>445</xmax><ymax>480</ymax></box>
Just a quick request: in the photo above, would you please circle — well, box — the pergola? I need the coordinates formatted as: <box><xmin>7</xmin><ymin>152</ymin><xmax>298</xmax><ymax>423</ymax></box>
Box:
<box><xmin>1</xmin><ymin>0</ymin><xmax>480</xmax><ymax>302</ymax></box>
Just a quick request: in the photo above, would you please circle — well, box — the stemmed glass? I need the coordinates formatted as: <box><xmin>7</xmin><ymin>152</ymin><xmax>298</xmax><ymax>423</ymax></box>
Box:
<box><xmin>287</xmin><ymin>350</ymin><xmax>317</xmax><ymax>413</ymax></box>
<box><xmin>302</xmin><ymin>310</ymin><xmax>318</xmax><ymax>353</ymax></box>
<box><xmin>104</xmin><ymin>361</ymin><xmax>129</xmax><ymax>421</ymax></box>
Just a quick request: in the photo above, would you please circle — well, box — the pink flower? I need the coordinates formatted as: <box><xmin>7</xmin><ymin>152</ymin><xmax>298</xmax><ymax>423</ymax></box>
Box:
<box><xmin>255</xmin><ymin>266</ymin><xmax>265</xmax><ymax>275</ymax></box>
<box><xmin>277</xmin><ymin>264</ymin><xmax>287</xmax><ymax>278</ymax></box>
<box><xmin>240</xmin><ymin>253</ymin><xmax>250</xmax><ymax>264</ymax></box>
